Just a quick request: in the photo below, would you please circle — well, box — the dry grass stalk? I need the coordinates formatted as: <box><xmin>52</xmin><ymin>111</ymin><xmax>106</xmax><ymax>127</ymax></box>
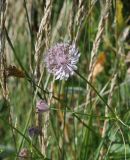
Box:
<box><xmin>0</xmin><ymin>0</ymin><xmax>6</xmax><ymax>54</ymax></box>
<box><xmin>34</xmin><ymin>0</ymin><xmax>53</xmax><ymax>79</ymax></box>
<box><xmin>75</xmin><ymin>0</ymin><xmax>97</xmax><ymax>43</ymax></box>
<box><xmin>0</xmin><ymin>0</ymin><xmax>7</xmax><ymax>99</ymax></box>
<box><xmin>99</xmin><ymin>73</ymin><xmax>117</xmax><ymax>160</ymax></box>
<box><xmin>86</xmin><ymin>0</ymin><xmax>111</xmax><ymax>104</ymax></box>
<box><xmin>34</xmin><ymin>0</ymin><xmax>53</xmax><ymax>156</ymax></box>
<box><xmin>0</xmin><ymin>2</ymin><xmax>19</xmax><ymax>154</ymax></box>
<box><xmin>51</xmin><ymin>1</ymin><xmax>71</xmax><ymax>44</ymax></box>
<box><xmin>75</xmin><ymin>0</ymin><xmax>84</xmax><ymax>26</ymax></box>
<box><xmin>99</xmin><ymin>28</ymin><xmax>125</xmax><ymax>158</ymax></box>
<box><xmin>68</xmin><ymin>0</ymin><xmax>77</xmax><ymax>42</ymax></box>
<box><xmin>45</xmin><ymin>0</ymin><xmax>53</xmax><ymax>49</ymax></box>
<box><xmin>75</xmin><ymin>0</ymin><xmax>85</xmax><ymax>43</ymax></box>
<box><xmin>51</xmin><ymin>2</ymin><xmax>66</xmax><ymax>44</ymax></box>
<box><xmin>89</xmin><ymin>0</ymin><xmax>111</xmax><ymax>74</ymax></box>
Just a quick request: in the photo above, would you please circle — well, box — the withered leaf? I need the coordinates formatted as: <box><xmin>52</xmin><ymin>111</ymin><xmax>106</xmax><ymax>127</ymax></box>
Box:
<box><xmin>92</xmin><ymin>52</ymin><xmax>106</xmax><ymax>81</ymax></box>
<box><xmin>5</xmin><ymin>65</ymin><xmax>25</xmax><ymax>78</ymax></box>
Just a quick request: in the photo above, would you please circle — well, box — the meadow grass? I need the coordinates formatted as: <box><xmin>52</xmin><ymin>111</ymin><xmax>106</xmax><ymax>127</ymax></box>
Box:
<box><xmin>0</xmin><ymin>0</ymin><xmax>130</xmax><ymax>159</ymax></box>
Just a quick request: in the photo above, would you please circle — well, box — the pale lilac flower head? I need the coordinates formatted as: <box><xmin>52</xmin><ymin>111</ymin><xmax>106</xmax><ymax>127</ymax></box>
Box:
<box><xmin>19</xmin><ymin>148</ymin><xmax>29</xmax><ymax>160</ymax></box>
<box><xmin>28</xmin><ymin>127</ymin><xmax>40</xmax><ymax>137</ymax></box>
<box><xmin>45</xmin><ymin>42</ymin><xmax>80</xmax><ymax>80</ymax></box>
<box><xmin>36</xmin><ymin>100</ymin><xmax>49</xmax><ymax>113</ymax></box>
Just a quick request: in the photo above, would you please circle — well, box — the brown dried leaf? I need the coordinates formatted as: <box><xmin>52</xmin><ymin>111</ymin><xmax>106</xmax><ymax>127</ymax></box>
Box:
<box><xmin>92</xmin><ymin>52</ymin><xmax>106</xmax><ymax>81</ymax></box>
<box><xmin>5</xmin><ymin>65</ymin><xmax>25</xmax><ymax>78</ymax></box>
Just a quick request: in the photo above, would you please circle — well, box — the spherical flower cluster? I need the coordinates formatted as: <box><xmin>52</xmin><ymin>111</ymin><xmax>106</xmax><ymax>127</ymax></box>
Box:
<box><xmin>45</xmin><ymin>42</ymin><xmax>80</xmax><ymax>80</ymax></box>
<box><xmin>19</xmin><ymin>148</ymin><xmax>29</xmax><ymax>159</ymax></box>
<box><xmin>28</xmin><ymin>127</ymin><xmax>40</xmax><ymax>138</ymax></box>
<box><xmin>36</xmin><ymin>100</ymin><xmax>49</xmax><ymax>113</ymax></box>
